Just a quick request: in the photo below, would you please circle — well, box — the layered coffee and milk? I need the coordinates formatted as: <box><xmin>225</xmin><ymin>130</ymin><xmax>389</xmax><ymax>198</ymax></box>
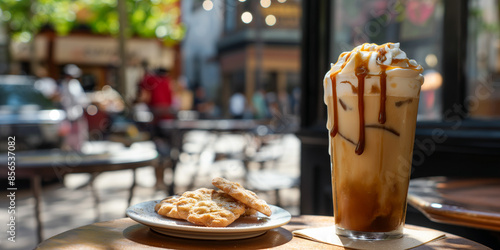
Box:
<box><xmin>324</xmin><ymin>43</ymin><xmax>423</xmax><ymax>237</ymax></box>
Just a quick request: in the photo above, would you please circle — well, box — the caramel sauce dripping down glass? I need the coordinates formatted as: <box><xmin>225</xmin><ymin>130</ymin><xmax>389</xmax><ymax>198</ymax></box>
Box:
<box><xmin>326</xmin><ymin>43</ymin><xmax>423</xmax><ymax>240</ymax></box>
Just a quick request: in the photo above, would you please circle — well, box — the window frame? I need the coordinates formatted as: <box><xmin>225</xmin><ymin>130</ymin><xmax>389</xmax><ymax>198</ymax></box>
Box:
<box><xmin>299</xmin><ymin>0</ymin><xmax>500</xmax><ymax>177</ymax></box>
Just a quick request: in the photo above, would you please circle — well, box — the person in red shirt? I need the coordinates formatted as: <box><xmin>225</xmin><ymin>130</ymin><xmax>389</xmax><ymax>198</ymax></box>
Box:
<box><xmin>139</xmin><ymin>67</ymin><xmax>174</xmax><ymax>121</ymax></box>
<box><xmin>137</xmin><ymin>67</ymin><xmax>175</xmax><ymax>191</ymax></box>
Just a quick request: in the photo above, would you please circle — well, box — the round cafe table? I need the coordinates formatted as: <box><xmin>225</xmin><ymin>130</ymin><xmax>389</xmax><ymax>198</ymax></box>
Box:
<box><xmin>408</xmin><ymin>177</ymin><xmax>500</xmax><ymax>232</ymax></box>
<box><xmin>36</xmin><ymin>216</ymin><xmax>490</xmax><ymax>249</ymax></box>
<box><xmin>0</xmin><ymin>141</ymin><xmax>158</xmax><ymax>243</ymax></box>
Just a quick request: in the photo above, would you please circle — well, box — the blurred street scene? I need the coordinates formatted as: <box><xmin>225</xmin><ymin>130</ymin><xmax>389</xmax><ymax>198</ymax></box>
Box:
<box><xmin>0</xmin><ymin>132</ymin><xmax>300</xmax><ymax>250</ymax></box>
<box><xmin>0</xmin><ymin>0</ymin><xmax>302</xmax><ymax>249</ymax></box>
<box><xmin>2</xmin><ymin>0</ymin><xmax>500</xmax><ymax>249</ymax></box>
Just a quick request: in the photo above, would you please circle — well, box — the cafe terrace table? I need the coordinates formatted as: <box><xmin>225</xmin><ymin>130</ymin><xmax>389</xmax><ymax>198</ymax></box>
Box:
<box><xmin>158</xmin><ymin>118</ymin><xmax>277</xmax><ymax>159</ymax></box>
<box><xmin>158</xmin><ymin>119</ymin><xmax>282</xmax><ymax>193</ymax></box>
<box><xmin>158</xmin><ymin>118</ymin><xmax>299</xmax><ymax>151</ymax></box>
<box><xmin>159</xmin><ymin>119</ymin><xmax>274</xmax><ymax>132</ymax></box>
<box><xmin>0</xmin><ymin>141</ymin><xmax>158</xmax><ymax>243</ymax></box>
<box><xmin>408</xmin><ymin>177</ymin><xmax>500</xmax><ymax>232</ymax></box>
<box><xmin>35</xmin><ymin>215</ymin><xmax>489</xmax><ymax>249</ymax></box>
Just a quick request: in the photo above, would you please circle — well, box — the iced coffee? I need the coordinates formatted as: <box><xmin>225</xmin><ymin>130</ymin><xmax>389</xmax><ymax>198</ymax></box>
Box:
<box><xmin>324</xmin><ymin>43</ymin><xmax>423</xmax><ymax>240</ymax></box>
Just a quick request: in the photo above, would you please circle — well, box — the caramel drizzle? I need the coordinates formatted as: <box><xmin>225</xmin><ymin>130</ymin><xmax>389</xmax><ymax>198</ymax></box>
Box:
<box><xmin>329</xmin><ymin>52</ymin><xmax>353</xmax><ymax>138</ymax></box>
<box><xmin>329</xmin><ymin>44</ymin><xmax>400</xmax><ymax>155</ymax></box>
<box><xmin>329</xmin><ymin>73</ymin><xmax>338</xmax><ymax>138</ymax></box>
<box><xmin>379</xmin><ymin>65</ymin><xmax>387</xmax><ymax>124</ymax></box>
<box><xmin>377</xmin><ymin>47</ymin><xmax>388</xmax><ymax>124</ymax></box>
<box><xmin>340</xmin><ymin>81</ymin><xmax>358</xmax><ymax>94</ymax></box>
<box><xmin>354</xmin><ymin>52</ymin><xmax>368</xmax><ymax>155</ymax></box>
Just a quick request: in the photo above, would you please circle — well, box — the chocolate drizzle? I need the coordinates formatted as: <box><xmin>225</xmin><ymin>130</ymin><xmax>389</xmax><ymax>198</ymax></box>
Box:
<box><xmin>338</xmin><ymin>124</ymin><xmax>400</xmax><ymax>147</ymax></box>
<box><xmin>366</xmin><ymin>124</ymin><xmax>400</xmax><ymax>137</ymax></box>
<box><xmin>337</xmin><ymin>132</ymin><xmax>356</xmax><ymax>146</ymax></box>
<box><xmin>395</xmin><ymin>98</ymin><xmax>413</xmax><ymax>107</ymax></box>
<box><xmin>338</xmin><ymin>98</ymin><xmax>350</xmax><ymax>111</ymax></box>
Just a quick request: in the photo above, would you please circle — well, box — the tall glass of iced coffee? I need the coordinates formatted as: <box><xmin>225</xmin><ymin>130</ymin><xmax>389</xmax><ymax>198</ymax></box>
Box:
<box><xmin>324</xmin><ymin>43</ymin><xmax>423</xmax><ymax>240</ymax></box>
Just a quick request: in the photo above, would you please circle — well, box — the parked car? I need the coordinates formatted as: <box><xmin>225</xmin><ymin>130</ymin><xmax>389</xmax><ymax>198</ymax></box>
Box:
<box><xmin>0</xmin><ymin>75</ymin><xmax>70</xmax><ymax>152</ymax></box>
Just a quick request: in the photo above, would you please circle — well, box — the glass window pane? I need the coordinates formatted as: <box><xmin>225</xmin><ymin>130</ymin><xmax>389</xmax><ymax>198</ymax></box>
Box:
<box><xmin>217</xmin><ymin>0</ymin><xmax>302</xmax><ymax>122</ymax></box>
<box><xmin>467</xmin><ymin>0</ymin><xmax>500</xmax><ymax>119</ymax></box>
<box><xmin>330</xmin><ymin>0</ymin><xmax>444</xmax><ymax>121</ymax></box>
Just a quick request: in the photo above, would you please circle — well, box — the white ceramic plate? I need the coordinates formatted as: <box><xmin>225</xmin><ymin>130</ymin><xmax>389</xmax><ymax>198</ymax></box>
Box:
<box><xmin>126</xmin><ymin>200</ymin><xmax>291</xmax><ymax>240</ymax></box>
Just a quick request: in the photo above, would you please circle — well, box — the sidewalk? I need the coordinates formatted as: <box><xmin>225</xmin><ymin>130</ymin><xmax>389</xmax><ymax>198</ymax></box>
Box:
<box><xmin>0</xmin><ymin>133</ymin><xmax>300</xmax><ymax>250</ymax></box>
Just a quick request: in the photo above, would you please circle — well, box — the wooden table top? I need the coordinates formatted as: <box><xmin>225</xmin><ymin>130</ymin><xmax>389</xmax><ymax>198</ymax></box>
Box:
<box><xmin>408</xmin><ymin>177</ymin><xmax>500</xmax><ymax>232</ymax></box>
<box><xmin>36</xmin><ymin>215</ymin><xmax>489</xmax><ymax>249</ymax></box>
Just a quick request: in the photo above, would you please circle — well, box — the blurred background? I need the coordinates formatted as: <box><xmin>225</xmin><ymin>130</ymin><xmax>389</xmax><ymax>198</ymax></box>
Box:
<box><xmin>0</xmin><ymin>0</ymin><xmax>500</xmax><ymax>249</ymax></box>
<box><xmin>0</xmin><ymin>0</ymin><xmax>302</xmax><ymax>128</ymax></box>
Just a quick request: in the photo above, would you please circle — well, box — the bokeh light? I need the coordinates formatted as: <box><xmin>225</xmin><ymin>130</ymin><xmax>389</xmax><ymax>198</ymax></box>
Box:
<box><xmin>425</xmin><ymin>53</ymin><xmax>438</xmax><ymax>68</ymax></box>
<box><xmin>155</xmin><ymin>26</ymin><xmax>168</xmax><ymax>38</ymax></box>
<box><xmin>19</xmin><ymin>31</ymin><xmax>32</xmax><ymax>43</ymax></box>
<box><xmin>86</xmin><ymin>105</ymin><xmax>98</xmax><ymax>116</ymax></box>
<box><xmin>241</xmin><ymin>11</ymin><xmax>253</xmax><ymax>24</ymax></box>
<box><xmin>422</xmin><ymin>71</ymin><xmax>443</xmax><ymax>91</ymax></box>
<box><xmin>202</xmin><ymin>0</ymin><xmax>213</xmax><ymax>11</ymax></box>
<box><xmin>260</xmin><ymin>0</ymin><xmax>271</xmax><ymax>8</ymax></box>
<box><xmin>265</xmin><ymin>15</ymin><xmax>276</xmax><ymax>26</ymax></box>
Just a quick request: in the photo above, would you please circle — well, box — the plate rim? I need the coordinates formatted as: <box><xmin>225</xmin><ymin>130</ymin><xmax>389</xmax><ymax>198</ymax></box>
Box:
<box><xmin>126</xmin><ymin>200</ymin><xmax>292</xmax><ymax>234</ymax></box>
<box><xmin>149</xmin><ymin>226</ymin><xmax>268</xmax><ymax>240</ymax></box>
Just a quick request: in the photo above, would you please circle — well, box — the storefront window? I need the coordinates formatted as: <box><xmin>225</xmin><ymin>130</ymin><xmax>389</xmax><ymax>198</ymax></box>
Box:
<box><xmin>299</xmin><ymin>0</ymin><xmax>500</xmax><ymax>219</ymax></box>
<box><xmin>330</xmin><ymin>0</ymin><xmax>444</xmax><ymax>121</ymax></box>
<box><xmin>216</xmin><ymin>0</ymin><xmax>302</xmax><ymax>121</ymax></box>
<box><xmin>467</xmin><ymin>0</ymin><xmax>500</xmax><ymax>119</ymax></box>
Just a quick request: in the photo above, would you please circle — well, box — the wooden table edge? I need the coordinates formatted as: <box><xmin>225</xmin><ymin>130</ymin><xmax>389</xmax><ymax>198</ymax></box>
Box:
<box><xmin>36</xmin><ymin>216</ymin><xmax>492</xmax><ymax>249</ymax></box>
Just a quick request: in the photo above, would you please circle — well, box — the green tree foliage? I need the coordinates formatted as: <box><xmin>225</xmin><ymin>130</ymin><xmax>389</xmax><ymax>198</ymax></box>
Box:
<box><xmin>0</xmin><ymin>0</ymin><xmax>184</xmax><ymax>45</ymax></box>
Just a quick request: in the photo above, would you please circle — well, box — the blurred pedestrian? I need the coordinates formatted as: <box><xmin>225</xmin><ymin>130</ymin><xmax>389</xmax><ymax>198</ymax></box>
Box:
<box><xmin>137</xmin><ymin>67</ymin><xmax>174</xmax><ymax>190</ymax></box>
<box><xmin>138</xmin><ymin>67</ymin><xmax>174</xmax><ymax>121</ymax></box>
<box><xmin>193</xmin><ymin>85</ymin><xmax>214</xmax><ymax>119</ymax></box>
<box><xmin>34</xmin><ymin>70</ymin><xmax>58</xmax><ymax>101</ymax></box>
<box><xmin>291</xmin><ymin>86</ymin><xmax>301</xmax><ymax>115</ymax></box>
<box><xmin>172</xmin><ymin>75</ymin><xmax>193</xmax><ymax>111</ymax></box>
<box><xmin>229</xmin><ymin>91</ymin><xmax>246</xmax><ymax>119</ymax></box>
<box><xmin>59</xmin><ymin>64</ymin><xmax>90</xmax><ymax>151</ymax></box>
<box><xmin>252</xmin><ymin>89</ymin><xmax>269</xmax><ymax>119</ymax></box>
<box><xmin>265</xmin><ymin>91</ymin><xmax>280</xmax><ymax>118</ymax></box>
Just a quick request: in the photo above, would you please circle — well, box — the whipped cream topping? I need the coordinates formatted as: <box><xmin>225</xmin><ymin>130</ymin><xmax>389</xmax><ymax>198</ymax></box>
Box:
<box><xmin>324</xmin><ymin>42</ymin><xmax>424</xmax><ymax>155</ymax></box>
<box><xmin>324</xmin><ymin>43</ymin><xmax>424</xmax><ymax>99</ymax></box>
